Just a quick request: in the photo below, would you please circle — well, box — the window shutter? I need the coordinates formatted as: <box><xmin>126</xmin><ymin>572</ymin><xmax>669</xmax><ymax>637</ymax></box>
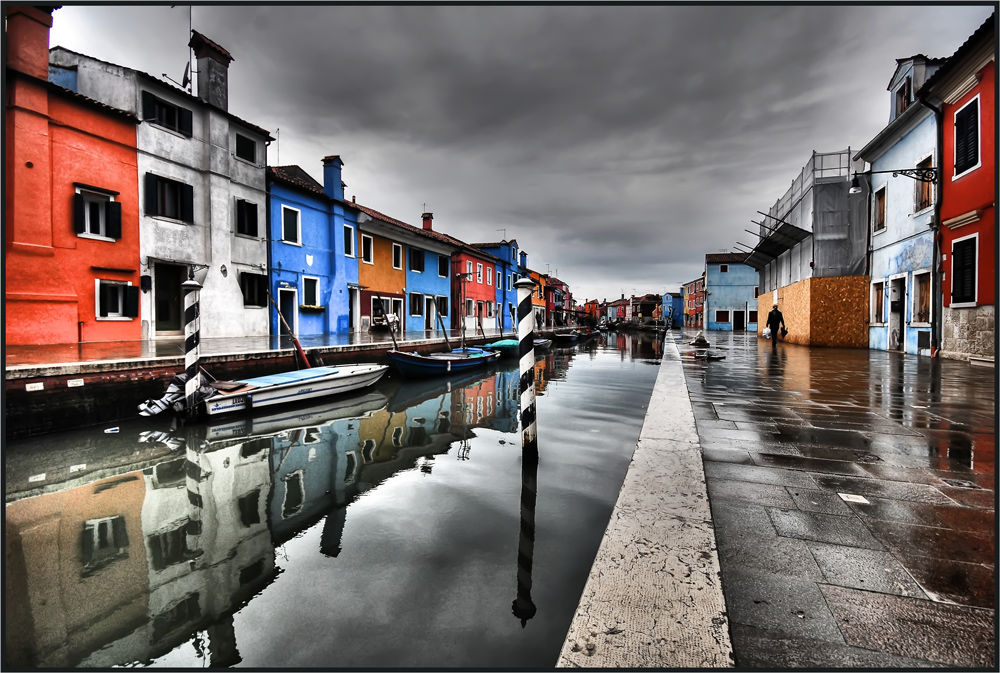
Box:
<box><xmin>955</xmin><ymin>104</ymin><xmax>979</xmax><ymax>174</ymax></box>
<box><xmin>98</xmin><ymin>284</ymin><xmax>109</xmax><ymax>317</ymax></box>
<box><xmin>124</xmin><ymin>286</ymin><xmax>140</xmax><ymax>318</ymax></box>
<box><xmin>235</xmin><ymin>199</ymin><xmax>246</xmax><ymax>232</ymax></box>
<box><xmin>111</xmin><ymin>516</ymin><xmax>130</xmax><ymax>547</ymax></box>
<box><xmin>181</xmin><ymin>183</ymin><xmax>194</xmax><ymax>223</ymax></box>
<box><xmin>247</xmin><ymin>202</ymin><xmax>258</xmax><ymax>237</ymax></box>
<box><xmin>81</xmin><ymin>527</ymin><xmax>94</xmax><ymax>565</ymax></box>
<box><xmin>141</xmin><ymin>91</ymin><xmax>155</xmax><ymax>121</ymax></box>
<box><xmin>106</xmin><ymin>201</ymin><xmax>122</xmax><ymax>239</ymax></box>
<box><xmin>144</xmin><ymin>173</ymin><xmax>158</xmax><ymax>215</ymax></box>
<box><xmin>74</xmin><ymin>193</ymin><xmax>86</xmax><ymax>233</ymax></box>
<box><xmin>178</xmin><ymin>107</ymin><xmax>193</xmax><ymax>137</ymax></box>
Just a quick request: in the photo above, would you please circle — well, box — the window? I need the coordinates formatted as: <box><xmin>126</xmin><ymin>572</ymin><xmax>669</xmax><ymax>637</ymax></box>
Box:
<box><xmin>235</xmin><ymin>133</ymin><xmax>256</xmax><ymax>163</ymax></box>
<box><xmin>74</xmin><ymin>188</ymin><xmax>121</xmax><ymax>239</ymax></box>
<box><xmin>912</xmin><ymin>272</ymin><xmax>930</xmax><ymax>323</ymax></box>
<box><xmin>144</xmin><ymin>173</ymin><xmax>193</xmax><ymax>222</ymax></box>
<box><xmin>141</xmin><ymin>91</ymin><xmax>192</xmax><ymax>137</ymax></box>
<box><xmin>148</xmin><ymin>524</ymin><xmax>189</xmax><ymax>571</ymax></box>
<box><xmin>716</xmin><ymin>310</ymin><xmax>730</xmax><ymax>323</ymax></box>
<box><xmin>361</xmin><ymin>234</ymin><xmax>374</xmax><ymax>264</ymax></box>
<box><xmin>506</xmin><ymin>274</ymin><xmax>512</xmax><ymax>291</ymax></box>
<box><xmin>81</xmin><ymin>516</ymin><xmax>129</xmax><ymax>575</ymax></box>
<box><xmin>477</xmin><ymin>300</ymin><xmax>484</xmax><ymax>317</ymax></box>
<box><xmin>915</xmin><ymin>157</ymin><xmax>933</xmax><ymax>211</ymax></box>
<box><xmin>719</xmin><ymin>264</ymin><xmax>729</xmax><ymax>273</ymax></box>
<box><xmin>951</xmin><ymin>236</ymin><xmax>977</xmax><ymax>305</ymax></box>
<box><xmin>871</xmin><ymin>281</ymin><xmax>885</xmax><ymax>322</ymax></box>
<box><xmin>409</xmin><ymin>248</ymin><xmax>424</xmax><ymax>272</ymax></box>
<box><xmin>873</xmin><ymin>186</ymin><xmax>887</xmax><ymax>232</ymax></box>
<box><xmin>954</xmin><ymin>96</ymin><xmax>980</xmax><ymax>177</ymax></box>
<box><xmin>240</xmin><ymin>272</ymin><xmax>267</xmax><ymax>307</ymax></box>
<box><xmin>238</xmin><ymin>491</ymin><xmax>260</xmax><ymax>527</ymax></box>
<box><xmin>486</xmin><ymin>301</ymin><xmax>494</xmax><ymax>318</ymax></box>
<box><xmin>410</xmin><ymin>292</ymin><xmax>424</xmax><ymax>316</ymax></box>
<box><xmin>437</xmin><ymin>296</ymin><xmax>448</xmax><ymax>316</ymax></box>
<box><xmin>748</xmin><ymin>310</ymin><xmax>758</xmax><ymax>324</ymax></box>
<box><xmin>754</xmin><ymin>286</ymin><xmax>759</xmax><ymax>298</ymax></box>
<box><xmin>303</xmin><ymin>277</ymin><xmax>319</xmax><ymax>306</ymax></box>
<box><xmin>282</xmin><ymin>471</ymin><xmax>304</xmax><ymax>519</ymax></box>
<box><xmin>344</xmin><ymin>224</ymin><xmax>355</xmax><ymax>257</ymax></box>
<box><xmin>96</xmin><ymin>280</ymin><xmax>138</xmax><ymax>319</ymax></box>
<box><xmin>466</xmin><ymin>260</ymin><xmax>473</xmax><ymax>276</ymax></box>
<box><xmin>476</xmin><ymin>263</ymin><xmax>483</xmax><ymax>283</ymax></box>
<box><xmin>282</xmin><ymin>206</ymin><xmax>300</xmax><ymax>244</ymax></box>
<box><xmin>487</xmin><ymin>266</ymin><xmax>493</xmax><ymax>286</ymax></box>
<box><xmin>393</xmin><ymin>243</ymin><xmax>403</xmax><ymax>270</ymax></box>
<box><xmin>236</xmin><ymin>199</ymin><xmax>258</xmax><ymax>237</ymax></box>
<box><xmin>438</xmin><ymin>255</ymin><xmax>448</xmax><ymax>277</ymax></box>
<box><xmin>466</xmin><ymin>298</ymin><xmax>474</xmax><ymax>317</ymax></box>
<box><xmin>894</xmin><ymin>76</ymin><xmax>912</xmax><ymax>117</ymax></box>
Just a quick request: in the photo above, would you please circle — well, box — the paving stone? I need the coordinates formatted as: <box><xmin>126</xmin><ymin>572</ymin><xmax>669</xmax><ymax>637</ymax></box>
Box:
<box><xmin>864</xmin><ymin>519</ymin><xmax>994</xmax><ymax>565</ymax></box>
<box><xmin>721</xmin><ymin>569</ymin><xmax>845</xmax><ymax>643</ymax></box>
<box><xmin>820</xmin><ymin>584</ymin><xmax>995</xmax><ymax>668</ymax></box>
<box><xmin>793</xmin><ymin>445</ymin><xmax>862</xmax><ymax>462</ymax></box>
<box><xmin>698</xmin><ymin>427</ymin><xmax>779</xmax><ymax>443</ymax></box>
<box><xmin>707</xmin><ymin>478</ymin><xmax>797</xmax><ymax>508</ymax></box>
<box><xmin>938</xmin><ymin>485</ymin><xmax>995</xmax><ymax>509</ymax></box>
<box><xmin>729</xmin><ymin>624</ymin><xmax>939</xmax><ymax>669</ymax></box>
<box><xmin>703</xmin><ymin>462</ymin><xmax>818</xmax><ymax>489</ymax></box>
<box><xmin>845</xmin><ymin>495</ymin><xmax>944</xmax><ymax>527</ymax></box>
<box><xmin>767</xmin><ymin>508</ymin><xmax>885</xmax><ymax>550</ymax></box>
<box><xmin>894</xmin><ymin>555</ymin><xmax>995</xmax><ymax>609</ymax></box>
<box><xmin>809</xmin><ymin>474</ymin><xmax>954</xmax><ymax>504</ymax></box>
<box><xmin>784</xmin><ymin>487</ymin><xmax>853</xmax><ymax>515</ymax></box>
<box><xmin>751</xmin><ymin>453</ymin><xmax>870</xmax><ymax>477</ymax></box>
<box><xmin>930</xmin><ymin>504</ymin><xmax>995</xmax><ymax>535</ymax></box>
<box><xmin>700</xmin><ymin>447</ymin><xmax>754</xmax><ymax>465</ymax></box>
<box><xmin>806</xmin><ymin>541</ymin><xmax>927</xmax><ymax>598</ymax></box>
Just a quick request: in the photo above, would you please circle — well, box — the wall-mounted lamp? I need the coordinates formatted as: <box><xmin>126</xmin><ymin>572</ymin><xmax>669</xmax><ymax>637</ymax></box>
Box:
<box><xmin>849</xmin><ymin>167</ymin><xmax>937</xmax><ymax>194</ymax></box>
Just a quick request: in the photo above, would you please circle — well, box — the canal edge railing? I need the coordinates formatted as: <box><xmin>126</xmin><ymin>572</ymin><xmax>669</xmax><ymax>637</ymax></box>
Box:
<box><xmin>556</xmin><ymin>338</ymin><xmax>734</xmax><ymax>668</ymax></box>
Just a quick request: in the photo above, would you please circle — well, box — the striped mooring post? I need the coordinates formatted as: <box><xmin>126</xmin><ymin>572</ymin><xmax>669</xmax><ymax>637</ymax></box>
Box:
<box><xmin>512</xmin><ymin>277</ymin><xmax>538</xmax><ymax>626</ymax></box>
<box><xmin>181</xmin><ymin>273</ymin><xmax>203</xmax><ymax>419</ymax></box>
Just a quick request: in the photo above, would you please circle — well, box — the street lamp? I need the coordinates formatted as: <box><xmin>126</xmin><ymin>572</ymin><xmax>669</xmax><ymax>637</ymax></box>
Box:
<box><xmin>849</xmin><ymin>167</ymin><xmax>937</xmax><ymax>194</ymax></box>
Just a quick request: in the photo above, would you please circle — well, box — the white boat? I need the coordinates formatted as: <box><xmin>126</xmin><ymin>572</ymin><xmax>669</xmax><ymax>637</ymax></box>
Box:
<box><xmin>202</xmin><ymin>364</ymin><xmax>389</xmax><ymax>416</ymax></box>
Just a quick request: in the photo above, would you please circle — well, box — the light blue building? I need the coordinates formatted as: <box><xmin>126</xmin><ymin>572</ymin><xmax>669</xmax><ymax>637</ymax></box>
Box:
<box><xmin>266</xmin><ymin>156</ymin><xmax>360</xmax><ymax>337</ymax></box>
<box><xmin>856</xmin><ymin>55</ymin><xmax>941</xmax><ymax>355</ymax></box>
<box><xmin>472</xmin><ymin>239</ymin><xmax>523</xmax><ymax>333</ymax></box>
<box><xmin>704</xmin><ymin>253</ymin><xmax>759</xmax><ymax>331</ymax></box>
<box><xmin>662</xmin><ymin>292</ymin><xmax>684</xmax><ymax>328</ymax></box>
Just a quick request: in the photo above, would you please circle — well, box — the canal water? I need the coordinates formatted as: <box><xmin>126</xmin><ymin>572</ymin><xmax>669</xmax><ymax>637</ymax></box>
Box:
<box><xmin>4</xmin><ymin>332</ymin><xmax>664</xmax><ymax>668</ymax></box>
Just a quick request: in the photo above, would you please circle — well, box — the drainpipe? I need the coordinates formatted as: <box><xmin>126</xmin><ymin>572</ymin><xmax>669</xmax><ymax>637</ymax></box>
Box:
<box><xmin>918</xmin><ymin>95</ymin><xmax>944</xmax><ymax>357</ymax></box>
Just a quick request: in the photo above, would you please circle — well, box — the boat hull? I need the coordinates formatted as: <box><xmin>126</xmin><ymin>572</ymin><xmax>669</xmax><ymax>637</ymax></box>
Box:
<box><xmin>203</xmin><ymin>364</ymin><xmax>389</xmax><ymax>416</ymax></box>
<box><xmin>388</xmin><ymin>349</ymin><xmax>499</xmax><ymax>377</ymax></box>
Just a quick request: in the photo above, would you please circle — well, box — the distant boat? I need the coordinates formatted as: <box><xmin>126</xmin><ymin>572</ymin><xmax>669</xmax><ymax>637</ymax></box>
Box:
<box><xmin>139</xmin><ymin>364</ymin><xmax>389</xmax><ymax>418</ymax></box>
<box><xmin>553</xmin><ymin>331</ymin><xmax>580</xmax><ymax>345</ymax></box>
<box><xmin>388</xmin><ymin>348</ymin><xmax>500</xmax><ymax>377</ymax></box>
<box><xmin>533</xmin><ymin>338</ymin><xmax>552</xmax><ymax>351</ymax></box>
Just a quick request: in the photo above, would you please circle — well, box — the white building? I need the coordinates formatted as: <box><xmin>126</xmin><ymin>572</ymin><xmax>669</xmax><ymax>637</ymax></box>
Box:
<box><xmin>51</xmin><ymin>31</ymin><xmax>273</xmax><ymax>340</ymax></box>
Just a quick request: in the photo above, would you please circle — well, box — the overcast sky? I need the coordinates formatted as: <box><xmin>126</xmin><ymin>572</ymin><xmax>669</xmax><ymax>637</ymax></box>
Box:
<box><xmin>50</xmin><ymin>3</ymin><xmax>992</xmax><ymax>301</ymax></box>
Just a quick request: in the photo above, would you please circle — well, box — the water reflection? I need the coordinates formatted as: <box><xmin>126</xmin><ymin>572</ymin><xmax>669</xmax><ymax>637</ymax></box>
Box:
<box><xmin>5</xmin><ymin>332</ymin><xmax>663</xmax><ymax>668</ymax></box>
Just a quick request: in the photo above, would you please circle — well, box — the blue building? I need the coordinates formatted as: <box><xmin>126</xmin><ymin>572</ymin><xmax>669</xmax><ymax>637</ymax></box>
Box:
<box><xmin>704</xmin><ymin>253</ymin><xmax>759</xmax><ymax>331</ymax></box>
<box><xmin>856</xmin><ymin>55</ymin><xmax>941</xmax><ymax>355</ymax></box>
<box><xmin>662</xmin><ymin>292</ymin><xmax>684</xmax><ymax>328</ymax></box>
<box><xmin>472</xmin><ymin>239</ymin><xmax>524</xmax><ymax>333</ymax></box>
<box><xmin>266</xmin><ymin>156</ymin><xmax>360</xmax><ymax>338</ymax></box>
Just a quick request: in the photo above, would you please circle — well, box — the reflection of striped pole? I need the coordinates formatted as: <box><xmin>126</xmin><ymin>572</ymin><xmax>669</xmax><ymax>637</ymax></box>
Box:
<box><xmin>512</xmin><ymin>277</ymin><xmax>538</xmax><ymax>626</ymax></box>
<box><xmin>182</xmin><ymin>273</ymin><xmax>203</xmax><ymax>419</ymax></box>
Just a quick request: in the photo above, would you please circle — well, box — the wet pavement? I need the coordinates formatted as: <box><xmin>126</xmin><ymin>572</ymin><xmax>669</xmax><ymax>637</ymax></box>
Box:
<box><xmin>678</xmin><ymin>330</ymin><xmax>995</xmax><ymax>668</ymax></box>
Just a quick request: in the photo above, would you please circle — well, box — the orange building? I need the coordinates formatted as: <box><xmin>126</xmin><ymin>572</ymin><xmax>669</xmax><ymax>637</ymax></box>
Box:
<box><xmin>5</xmin><ymin>6</ymin><xmax>140</xmax><ymax>345</ymax></box>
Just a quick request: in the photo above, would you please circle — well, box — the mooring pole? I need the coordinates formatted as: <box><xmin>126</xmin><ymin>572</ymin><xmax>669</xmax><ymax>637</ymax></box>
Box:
<box><xmin>512</xmin><ymin>277</ymin><xmax>538</xmax><ymax>626</ymax></box>
<box><xmin>182</xmin><ymin>270</ymin><xmax>203</xmax><ymax>419</ymax></box>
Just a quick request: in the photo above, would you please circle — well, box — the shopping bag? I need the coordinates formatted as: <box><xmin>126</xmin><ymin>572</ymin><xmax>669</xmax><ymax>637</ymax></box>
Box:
<box><xmin>781</xmin><ymin>327</ymin><xmax>788</xmax><ymax>338</ymax></box>
<box><xmin>762</xmin><ymin>327</ymin><xmax>771</xmax><ymax>339</ymax></box>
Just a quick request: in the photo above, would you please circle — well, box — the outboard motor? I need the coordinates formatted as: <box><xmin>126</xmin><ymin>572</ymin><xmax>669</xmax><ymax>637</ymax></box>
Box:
<box><xmin>138</xmin><ymin>373</ymin><xmax>216</xmax><ymax>417</ymax></box>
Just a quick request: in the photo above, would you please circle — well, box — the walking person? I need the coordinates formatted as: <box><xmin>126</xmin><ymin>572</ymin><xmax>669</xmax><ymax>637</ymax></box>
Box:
<box><xmin>766</xmin><ymin>303</ymin><xmax>785</xmax><ymax>352</ymax></box>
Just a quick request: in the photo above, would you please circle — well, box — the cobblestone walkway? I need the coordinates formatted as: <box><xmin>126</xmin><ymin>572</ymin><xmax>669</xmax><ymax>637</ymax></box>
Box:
<box><xmin>679</xmin><ymin>330</ymin><xmax>995</xmax><ymax>668</ymax></box>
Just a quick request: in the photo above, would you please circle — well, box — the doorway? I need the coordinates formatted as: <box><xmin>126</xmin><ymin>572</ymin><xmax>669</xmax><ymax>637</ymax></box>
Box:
<box><xmin>349</xmin><ymin>288</ymin><xmax>358</xmax><ymax>333</ymax></box>
<box><xmin>154</xmin><ymin>263</ymin><xmax>184</xmax><ymax>336</ymax></box>
<box><xmin>278</xmin><ymin>288</ymin><xmax>297</xmax><ymax>337</ymax></box>
<box><xmin>889</xmin><ymin>277</ymin><xmax>905</xmax><ymax>351</ymax></box>
<box><xmin>733</xmin><ymin>310</ymin><xmax>746</xmax><ymax>332</ymax></box>
<box><xmin>425</xmin><ymin>297</ymin><xmax>435</xmax><ymax>330</ymax></box>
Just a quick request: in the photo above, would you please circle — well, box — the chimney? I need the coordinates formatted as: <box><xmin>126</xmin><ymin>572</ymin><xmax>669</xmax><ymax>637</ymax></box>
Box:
<box><xmin>5</xmin><ymin>5</ymin><xmax>54</xmax><ymax>81</ymax></box>
<box><xmin>621</xmin><ymin>293</ymin><xmax>625</xmax><ymax>300</ymax></box>
<box><xmin>189</xmin><ymin>30</ymin><xmax>233</xmax><ymax>111</ymax></box>
<box><xmin>422</xmin><ymin>212</ymin><xmax>433</xmax><ymax>231</ymax></box>
<box><xmin>322</xmin><ymin>155</ymin><xmax>344</xmax><ymax>201</ymax></box>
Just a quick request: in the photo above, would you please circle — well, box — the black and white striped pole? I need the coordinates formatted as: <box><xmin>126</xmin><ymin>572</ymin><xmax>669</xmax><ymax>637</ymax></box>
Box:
<box><xmin>182</xmin><ymin>269</ymin><xmax>203</xmax><ymax>419</ymax></box>
<box><xmin>512</xmin><ymin>277</ymin><xmax>538</xmax><ymax>626</ymax></box>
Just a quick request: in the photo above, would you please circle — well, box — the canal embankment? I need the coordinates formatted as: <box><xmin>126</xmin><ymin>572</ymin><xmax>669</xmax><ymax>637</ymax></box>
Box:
<box><xmin>557</xmin><ymin>337</ymin><xmax>733</xmax><ymax>667</ymax></box>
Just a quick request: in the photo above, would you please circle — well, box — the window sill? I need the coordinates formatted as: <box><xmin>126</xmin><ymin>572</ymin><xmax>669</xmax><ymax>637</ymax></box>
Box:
<box><xmin>233</xmin><ymin>155</ymin><xmax>258</xmax><ymax>167</ymax></box>
<box><xmin>282</xmin><ymin>239</ymin><xmax>302</xmax><ymax>247</ymax></box>
<box><xmin>149</xmin><ymin>215</ymin><xmax>191</xmax><ymax>226</ymax></box>
<box><xmin>953</xmin><ymin>164</ymin><xmax>981</xmax><ymax>181</ymax></box>
<box><xmin>78</xmin><ymin>233</ymin><xmax>116</xmax><ymax>243</ymax></box>
<box><xmin>872</xmin><ymin>228</ymin><xmax>887</xmax><ymax>236</ymax></box>
<box><xmin>235</xmin><ymin>232</ymin><xmax>260</xmax><ymax>240</ymax></box>
<box><xmin>911</xmin><ymin>206</ymin><xmax>934</xmax><ymax>218</ymax></box>
<box><xmin>950</xmin><ymin>301</ymin><xmax>978</xmax><ymax>309</ymax></box>
<box><xmin>909</xmin><ymin>322</ymin><xmax>932</xmax><ymax>328</ymax></box>
<box><xmin>146</xmin><ymin>122</ymin><xmax>192</xmax><ymax>140</ymax></box>
<box><xmin>345</xmin><ymin>253</ymin><xmax>356</xmax><ymax>259</ymax></box>
<box><xmin>362</xmin><ymin>259</ymin><xmax>375</xmax><ymax>265</ymax></box>
<box><xmin>96</xmin><ymin>316</ymin><xmax>133</xmax><ymax>321</ymax></box>
<box><xmin>870</xmin><ymin>322</ymin><xmax>887</xmax><ymax>327</ymax></box>
<box><xmin>243</xmin><ymin>304</ymin><xmax>267</xmax><ymax>309</ymax></box>
<box><xmin>299</xmin><ymin>305</ymin><xmax>325</xmax><ymax>312</ymax></box>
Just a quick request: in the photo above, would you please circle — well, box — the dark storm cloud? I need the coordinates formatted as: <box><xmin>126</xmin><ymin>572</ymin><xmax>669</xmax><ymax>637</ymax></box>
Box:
<box><xmin>50</xmin><ymin>4</ymin><xmax>994</xmax><ymax>300</ymax></box>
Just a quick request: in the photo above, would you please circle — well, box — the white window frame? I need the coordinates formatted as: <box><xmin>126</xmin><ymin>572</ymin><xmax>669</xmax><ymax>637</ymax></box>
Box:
<box><xmin>410</xmin><ymin>291</ymin><xmax>424</xmax><ymax>317</ymax></box>
<box><xmin>870</xmin><ymin>280</ymin><xmax>886</xmax><ymax>324</ymax></box>
<box><xmin>487</xmin><ymin>266</ymin><xmax>493</xmax><ymax>286</ymax></box>
<box><xmin>872</xmin><ymin>184</ymin><xmax>887</xmax><ymax>234</ymax></box>
<box><xmin>506</xmin><ymin>274</ymin><xmax>512</xmax><ymax>291</ymax></box>
<box><xmin>94</xmin><ymin>279</ymin><xmax>133</xmax><ymax>321</ymax></box>
<box><xmin>910</xmin><ymin>269</ymin><xmax>932</xmax><ymax>326</ymax></box>
<box><xmin>392</xmin><ymin>242</ymin><xmax>403</xmax><ymax>270</ymax></box>
<box><xmin>950</xmin><ymin>232</ymin><xmax>979</xmax><ymax>308</ymax></box>
<box><xmin>302</xmin><ymin>276</ymin><xmax>320</xmax><ymax>307</ymax></box>
<box><xmin>953</xmin><ymin>94</ymin><xmax>981</xmax><ymax>181</ymax></box>
<box><xmin>466</xmin><ymin>298</ymin><xmax>474</xmax><ymax>317</ymax></box>
<box><xmin>466</xmin><ymin>260</ymin><xmax>473</xmax><ymax>276</ymax></box>
<box><xmin>476</xmin><ymin>263</ymin><xmax>483</xmax><ymax>284</ymax></box>
<box><xmin>344</xmin><ymin>223</ymin><xmax>355</xmax><ymax>257</ymax></box>
<box><xmin>75</xmin><ymin>187</ymin><xmax>116</xmax><ymax>241</ymax></box>
<box><xmin>361</xmin><ymin>233</ymin><xmax>374</xmax><ymax>265</ymax></box>
<box><xmin>281</xmin><ymin>205</ymin><xmax>302</xmax><ymax>246</ymax></box>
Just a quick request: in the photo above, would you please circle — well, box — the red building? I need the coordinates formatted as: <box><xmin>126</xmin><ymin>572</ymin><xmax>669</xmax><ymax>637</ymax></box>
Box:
<box><xmin>682</xmin><ymin>276</ymin><xmax>705</xmax><ymax>328</ymax></box>
<box><xmin>449</xmin><ymin>246</ymin><xmax>502</xmax><ymax>332</ymax></box>
<box><xmin>923</xmin><ymin>13</ymin><xmax>995</xmax><ymax>362</ymax></box>
<box><xmin>5</xmin><ymin>6</ymin><xmax>140</xmax><ymax>345</ymax></box>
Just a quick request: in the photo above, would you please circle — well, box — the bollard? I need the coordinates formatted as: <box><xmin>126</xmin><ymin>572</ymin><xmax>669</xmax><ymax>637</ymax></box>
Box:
<box><xmin>512</xmin><ymin>277</ymin><xmax>538</xmax><ymax>626</ymax></box>
<box><xmin>182</xmin><ymin>272</ymin><xmax>203</xmax><ymax>419</ymax></box>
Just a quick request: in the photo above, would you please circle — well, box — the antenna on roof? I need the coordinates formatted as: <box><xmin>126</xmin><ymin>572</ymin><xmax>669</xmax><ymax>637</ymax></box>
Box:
<box><xmin>497</xmin><ymin>228</ymin><xmax>506</xmax><ymax>240</ymax></box>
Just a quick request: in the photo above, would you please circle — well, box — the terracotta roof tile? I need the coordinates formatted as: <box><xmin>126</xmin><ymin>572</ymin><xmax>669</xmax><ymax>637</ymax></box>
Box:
<box><xmin>705</xmin><ymin>252</ymin><xmax>749</xmax><ymax>264</ymax></box>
